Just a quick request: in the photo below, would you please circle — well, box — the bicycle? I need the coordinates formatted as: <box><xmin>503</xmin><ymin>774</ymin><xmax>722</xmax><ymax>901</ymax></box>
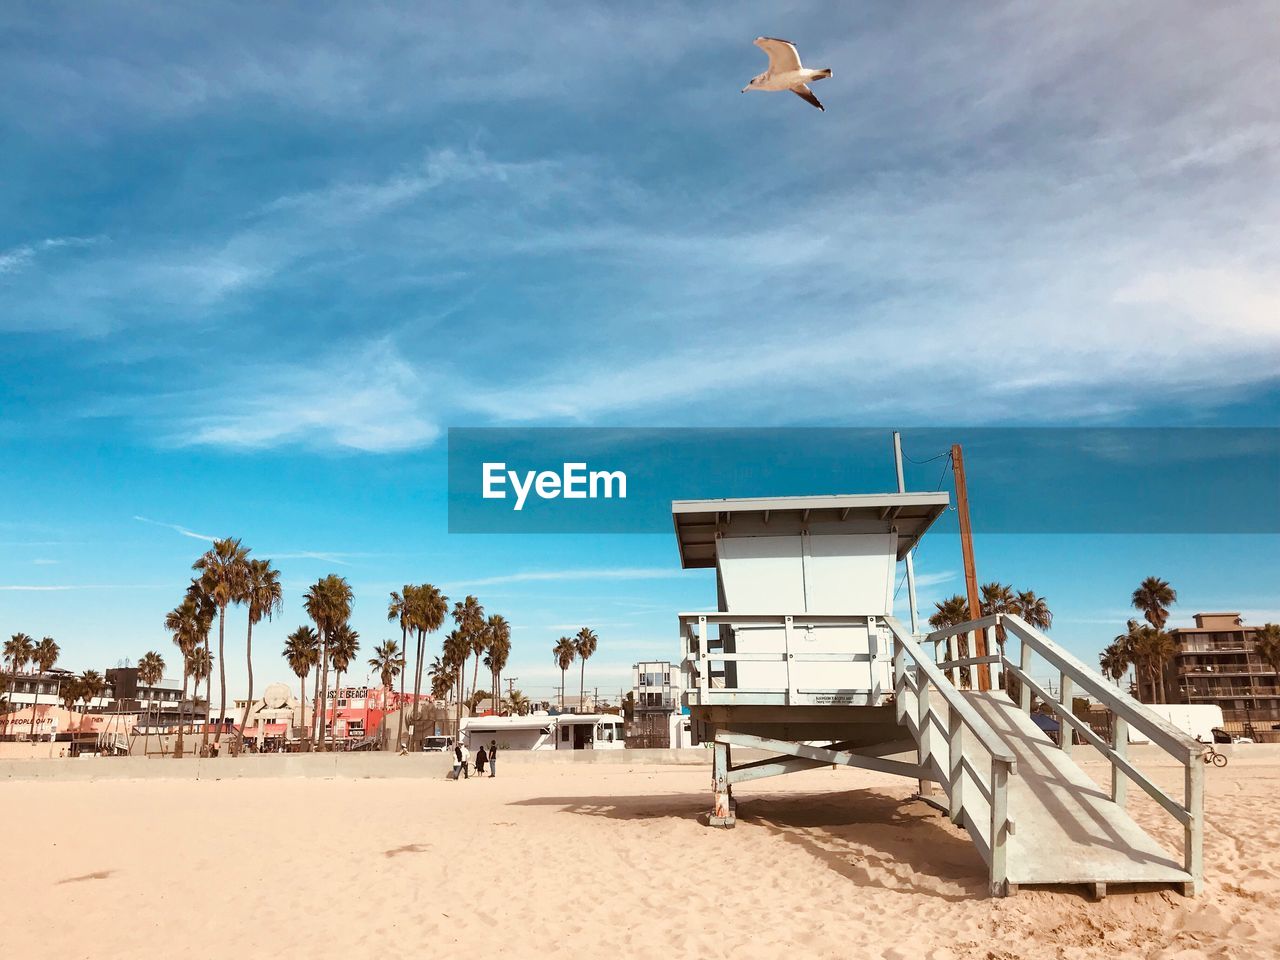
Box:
<box><xmin>1202</xmin><ymin>745</ymin><xmax>1228</xmax><ymax>768</ymax></box>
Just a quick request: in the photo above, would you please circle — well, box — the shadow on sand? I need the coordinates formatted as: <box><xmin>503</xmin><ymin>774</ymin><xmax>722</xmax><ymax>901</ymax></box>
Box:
<box><xmin>510</xmin><ymin>786</ymin><xmax>990</xmax><ymax>901</ymax></box>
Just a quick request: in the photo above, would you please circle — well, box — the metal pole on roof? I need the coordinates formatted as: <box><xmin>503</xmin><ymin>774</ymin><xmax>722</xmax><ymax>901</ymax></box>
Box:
<box><xmin>892</xmin><ymin>432</ymin><xmax>921</xmax><ymax>635</ymax></box>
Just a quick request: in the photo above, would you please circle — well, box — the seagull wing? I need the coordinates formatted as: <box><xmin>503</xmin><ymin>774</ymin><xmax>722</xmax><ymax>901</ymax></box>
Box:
<box><xmin>792</xmin><ymin>84</ymin><xmax>824</xmax><ymax>111</ymax></box>
<box><xmin>754</xmin><ymin>36</ymin><xmax>802</xmax><ymax>74</ymax></box>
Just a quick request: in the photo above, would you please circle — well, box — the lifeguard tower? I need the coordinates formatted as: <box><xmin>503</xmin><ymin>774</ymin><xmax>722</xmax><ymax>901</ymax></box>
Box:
<box><xmin>674</xmin><ymin>489</ymin><xmax>1206</xmax><ymax>898</ymax></box>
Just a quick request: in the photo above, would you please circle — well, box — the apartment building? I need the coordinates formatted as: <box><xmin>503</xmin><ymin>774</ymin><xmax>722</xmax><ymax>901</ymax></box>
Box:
<box><xmin>1165</xmin><ymin>612</ymin><xmax>1280</xmax><ymax>736</ymax></box>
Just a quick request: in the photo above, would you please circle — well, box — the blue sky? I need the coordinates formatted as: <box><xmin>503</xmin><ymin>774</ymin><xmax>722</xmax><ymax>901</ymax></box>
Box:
<box><xmin>1</xmin><ymin>3</ymin><xmax>1277</xmax><ymax>701</ymax></box>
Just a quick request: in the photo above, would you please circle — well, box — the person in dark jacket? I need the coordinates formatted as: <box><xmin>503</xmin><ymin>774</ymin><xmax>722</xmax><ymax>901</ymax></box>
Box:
<box><xmin>475</xmin><ymin>743</ymin><xmax>488</xmax><ymax>777</ymax></box>
<box><xmin>488</xmin><ymin>740</ymin><xmax>498</xmax><ymax>777</ymax></box>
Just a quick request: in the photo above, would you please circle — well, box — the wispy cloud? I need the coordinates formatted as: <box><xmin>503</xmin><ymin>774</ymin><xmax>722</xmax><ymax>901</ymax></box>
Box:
<box><xmin>133</xmin><ymin>515</ymin><xmax>216</xmax><ymax>542</ymax></box>
<box><xmin>133</xmin><ymin>516</ymin><xmax>366</xmax><ymax>565</ymax></box>
<box><xmin>0</xmin><ymin>584</ymin><xmax>164</xmax><ymax>591</ymax></box>
<box><xmin>0</xmin><ymin>236</ymin><xmax>97</xmax><ymax>275</ymax></box>
<box><xmin>912</xmin><ymin>570</ymin><xmax>957</xmax><ymax>589</ymax></box>
<box><xmin>167</xmin><ymin>338</ymin><xmax>439</xmax><ymax>452</ymax></box>
<box><xmin>5</xmin><ymin>3</ymin><xmax>1279</xmax><ymax>451</ymax></box>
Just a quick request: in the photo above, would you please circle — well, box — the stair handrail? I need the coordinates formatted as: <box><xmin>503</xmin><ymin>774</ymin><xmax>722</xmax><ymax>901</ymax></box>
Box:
<box><xmin>998</xmin><ymin>612</ymin><xmax>1204</xmax><ymax>893</ymax></box>
<box><xmin>1000</xmin><ymin>614</ymin><xmax>1200</xmax><ymax>760</ymax></box>
<box><xmin>885</xmin><ymin>617</ymin><xmax>1015</xmax><ymax>767</ymax></box>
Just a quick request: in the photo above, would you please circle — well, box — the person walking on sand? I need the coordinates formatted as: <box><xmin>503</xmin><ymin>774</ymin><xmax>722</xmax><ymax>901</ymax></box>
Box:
<box><xmin>489</xmin><ymin>739</ymin><xmax>498</xmax><ymax>777</ymax></box>
<box><xmin>453</xmin><ymin>740</ymin><xmax>468</xmax><ymax>780</ymax></box>
<box><xmin>476</xmin><ymin>742</ymin><xmax>488</xmax><ymax>777</ymax></box>
<box><xmin>459</xmin><ymin>740</ymin><xmax>471</xmax><ymax>779</ymax></box>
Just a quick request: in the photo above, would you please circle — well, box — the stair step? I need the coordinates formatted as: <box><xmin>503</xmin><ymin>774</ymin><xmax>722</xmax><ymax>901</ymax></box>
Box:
<box><xmin>964</xmin><ymin>691</ymin><xmax>1191</xmax><ymax>887</ymax></box>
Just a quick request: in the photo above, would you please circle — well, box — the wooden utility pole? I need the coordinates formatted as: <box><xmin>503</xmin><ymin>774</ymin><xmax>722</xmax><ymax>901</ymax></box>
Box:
<box><xmin>951</xmin><ymin>443</ymin><xmax>991</xmax><ymax>691</ymax></box>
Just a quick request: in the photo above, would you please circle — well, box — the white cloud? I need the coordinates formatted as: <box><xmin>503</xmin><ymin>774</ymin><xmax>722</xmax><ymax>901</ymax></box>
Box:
<box><xmin>133</xmin><ymin>516</ymin><xmax>216</xmax><ymax>542</ymax></box>
<box><xmin>172</xmin><ymin>338</ymin><xmax>438</xmax><ymax>452</ymax></box>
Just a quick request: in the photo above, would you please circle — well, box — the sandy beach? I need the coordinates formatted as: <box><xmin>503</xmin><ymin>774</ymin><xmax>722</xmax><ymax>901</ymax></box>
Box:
<box><xmin>4</xmin><ymin>751</ymin><xmax>1278</xmax><ymax>960</ymax></box>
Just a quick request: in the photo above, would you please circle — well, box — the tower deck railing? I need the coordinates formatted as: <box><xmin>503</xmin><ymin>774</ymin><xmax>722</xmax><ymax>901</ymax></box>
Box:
<box><xmin>678</xmin><ymin>611</ymin><xmax>889</xmax><ymax>708</ymax></box>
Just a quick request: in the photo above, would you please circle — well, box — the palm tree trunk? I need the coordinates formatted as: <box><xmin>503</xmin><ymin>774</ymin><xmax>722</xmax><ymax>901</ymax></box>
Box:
<box><xmin>396</xmin><ymin>622</ymin><xmax>408</xmax><ymax>750</ymax></box>
<box><xmin>560</xmin><ymin>669</ymin><xmax>565</xmax><ymax>710</ymax></box>
<box><xmin>579</xmin><ymin>661</ymin><xmax>585</xmax><ymax>713</ymax></box>
<box><xmin>29</xmin><ymin>685</ymin><xmax>40</xmax><ymax>753</ymax></box>
<box><xmin>310</xmin><ymin>654</ymin><xmax>322</xmax><ymax>751</ymax></box>
<box><xmin>333</xmin><ymin>669</ymin><xmax>343</xmax><ymax>748</ymax></box>
<box><xmin>238</xmin><ymin>619</ymin><xmax>255</xmax><ymax>753</ymax></box>
<box><xmin>413</xmin><ymin>628</ymin><xmax>426</xmax><ymax>747</ymax></box>
<box><xmin>201</xmin><ymin>634</ymin><xmax>212</xmax><ymax>755</ymax></box>
<box><xmin>316</xmin><ymin>629</ymin><xmax>330</xmax><ymax>751</ymax></box>
<box><xmin>215</xmin><ymin>605</ymin><xmax>228</xmax><ymax>748</ymax></box>
<box><xmin>175</xmin><ymin>672</ymin><xmax>187</xmax><ymax>758</ymax></box>
<box><xmin>299</xmin><ymin>672</ymin><xmax>307</xmax><ymax>749</ymax></box>
<box><xmin>471</xmin><ymin>654</ymin><xmax>480</xmax><ymax>704</ymax></box>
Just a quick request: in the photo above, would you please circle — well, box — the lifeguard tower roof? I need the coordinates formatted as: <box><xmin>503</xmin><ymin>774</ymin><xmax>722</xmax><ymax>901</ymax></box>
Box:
<box><xmin>672</xmin><ymin>491</ymin><xmax>950</xmax><ymax>568</ymax></box>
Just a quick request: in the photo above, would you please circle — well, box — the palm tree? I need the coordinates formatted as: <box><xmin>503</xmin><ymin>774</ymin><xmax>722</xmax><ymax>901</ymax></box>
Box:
<box><xmin>1132</xmin><ymin>576</ymin><xmax>1177</xmax><ymax>631</ymax></box>
<box><xmin>186</xmin><ymin>648</ymin><xmax>212</xmax><ymax>747</ymax></box>
<box><xmin>1256</xmin><ymin>623</ymin><xmax>1280</xmax><ymax>675</ymax></box>
<box><xmin>443</xmin><ymin>627</ymin><xmax>471</xmax><ymax>738</ymax></box>
<box><xmin>469</xmin><ymin>617</ymin><xmax>491</xmax><ymax>705</ymax></box>
<box><xmin>283</xmin><ymin>626</ymin><xmax>320</xmax><ymax>747</ymax></box>
<box><xmin>327</xmin><ymin>624</ymin><xmax>360</xmax><ymax>747</ymax></box>
<box><xmin>979</xmin><ymin>582</ymin><xmax>1015</xmax><ymax>692</ymax></box>
<box><xmin>1013</xmin><ymin>591</ymin><xmax>1053</xmax><ymax>631</ymax></box>
<box><xmin>1099</xmin><ymin>642</ymin><xmax>1127</xmax><ymax>686</ymax></box>
<box><xmin>928</xmin><ymin>595</ymin><xmax>970</xmax><ymax>630</ymax></box>
<box><xmin>4</xmin><ymin>633</ymin><xmax>34</xmax><ymax>739</ymax></box>
<box><xmin>429</xmin><ymin>654</ymin><xmax>453</xmax><ymax>700</ymax></box>
<box><xmin>77</xmin><ymin>669</ymin><xmax>105</xmax><ymax>734</ymax></box>
<box><xmin>27</xmin><ymin>636</ymin><xmax>59</xmax><ymax>743</ymax></box>
<box><xmin>451</xmin><ymin>596</ymin><xmax>485</xmax><ymax>736</ymax></box>
<box><xmin>929</xmin><ymin>596</ymin><xmax>973</xmax><ymax>685</ymax></box>
<box><xmin>367</xmin><ymin>639</ymin><xmax>403</xmax><ymax>749</ymax></box>
<box><xmin>137</xmin><ymin>650</ymin><xmax>165</xmax><ymax>757</ymax></box>
<box><xmin>1135</xmin><ymin>625</ymin><xmax>1176</xmax><ymax>704</ymax></box>
<box><xmin>484</xmin><ymin>616</ymin><xmax>511</xmax><ymax>715</ymax></box>
<box><xmin>1113</xmin><ymin>619</ymin><xmax>1145</xmax><ymax>698</ymax></box>
<box><xmin>184</xmin><ymin>578</ymin><xmax>217</xmax><ymax>754</ymax></box>
<box><xmin>237</xmin><ymin>558</ymin><xmax>283</xmax><ymax>751</ymax></box>
<box><xmin>193</xmin><ymin>537</ymin><xmax>251</xmax><ymax>749</ymax></box>
<box><xmin>505</xmin><ymin>688</ymin><xmax>529</xmax><ymax>716</ymax></box>
<box><xmin>165</xmin><ymin>595</ymin><xmax>202</xmax><ymax>758</ymax></box>
<box><xmin>553</xmin><ymin>637</ymin><xmax>576</xmax><ymax>710</ymax></box>
<box><xmin>387</xmin><ymin>588</ymin><xmax>412</xmax><ymax>750</ymax></box>
<box><xmin>59</xmin><ymin>677</ymin><xmax>83</xmax><ymax>716</ymax></box>
<box><xmin>979</xmin><ymin>581</ymin><xmax>1016</xmax><ymax>646</ymax></box>
<box><xmin>304</xmin><ymin>574</ymin><xmax>354</xmax><ymax>750</ymax></box>
<box><xmin>400</xmin><ymin>584</ymin><xmax>448</xmax><ymax>748</ymax></box>
<box><xmin>574</xmin><ymin>627</ymin><xmax>599</xmax><ymax>713</ymax></box>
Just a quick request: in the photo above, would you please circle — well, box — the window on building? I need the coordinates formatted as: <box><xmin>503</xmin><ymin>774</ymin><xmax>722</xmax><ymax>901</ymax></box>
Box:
<box><xmin>560</xmin><ymin>725</ymin><xmax>569</xmax><ymax>742</ymax></box>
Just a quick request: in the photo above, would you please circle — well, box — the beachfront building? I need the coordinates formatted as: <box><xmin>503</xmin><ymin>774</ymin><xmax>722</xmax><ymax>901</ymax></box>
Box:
<box><xmin>628</xmin><ymin>660</ymin><xmax>689</xmax><ymax>748</ymax></box>
<box><xmin>104</xmin><ymin>666</ymin><xmax>185</xmax><ymax>725</ymax></box>
<box><xmin>2</xmin><ymin>668</ymin><xmax>98</xmax><ymax>729</ymax></box>
<box><xmin>1163</xmin><ymin>612</ymin><xmax>1280</xmax><ymax>739</ymax></box>
<box><xmin>461</xmin><ymin>712</ymin><xmax>625</xmax><ymax>751</ymax></box>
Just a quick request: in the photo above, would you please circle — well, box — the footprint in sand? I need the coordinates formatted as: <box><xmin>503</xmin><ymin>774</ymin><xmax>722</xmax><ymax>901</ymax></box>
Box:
<box><xmin>384</xmin><ymin>843</ymin><xmax>432</xmax><ymax>858</ymax></box>
<box><xmin>57</xmin><ymin>870</ymin><xmax>114</xmax><ymax>884</ymax></box>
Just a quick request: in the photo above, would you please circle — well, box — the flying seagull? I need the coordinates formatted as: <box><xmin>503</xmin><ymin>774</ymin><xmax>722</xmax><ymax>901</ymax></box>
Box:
<box><xmin>742</xmin><ymin>36</ymin><xmax>832</xmax><ymax>111</ymax></box>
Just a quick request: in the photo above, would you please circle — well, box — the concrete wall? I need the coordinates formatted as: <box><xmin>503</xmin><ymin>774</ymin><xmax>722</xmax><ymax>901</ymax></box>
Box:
<box><xmin>0</xmin><ymin>746</ymin><xmax>715</xmax><ymax>782</ymax></box>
